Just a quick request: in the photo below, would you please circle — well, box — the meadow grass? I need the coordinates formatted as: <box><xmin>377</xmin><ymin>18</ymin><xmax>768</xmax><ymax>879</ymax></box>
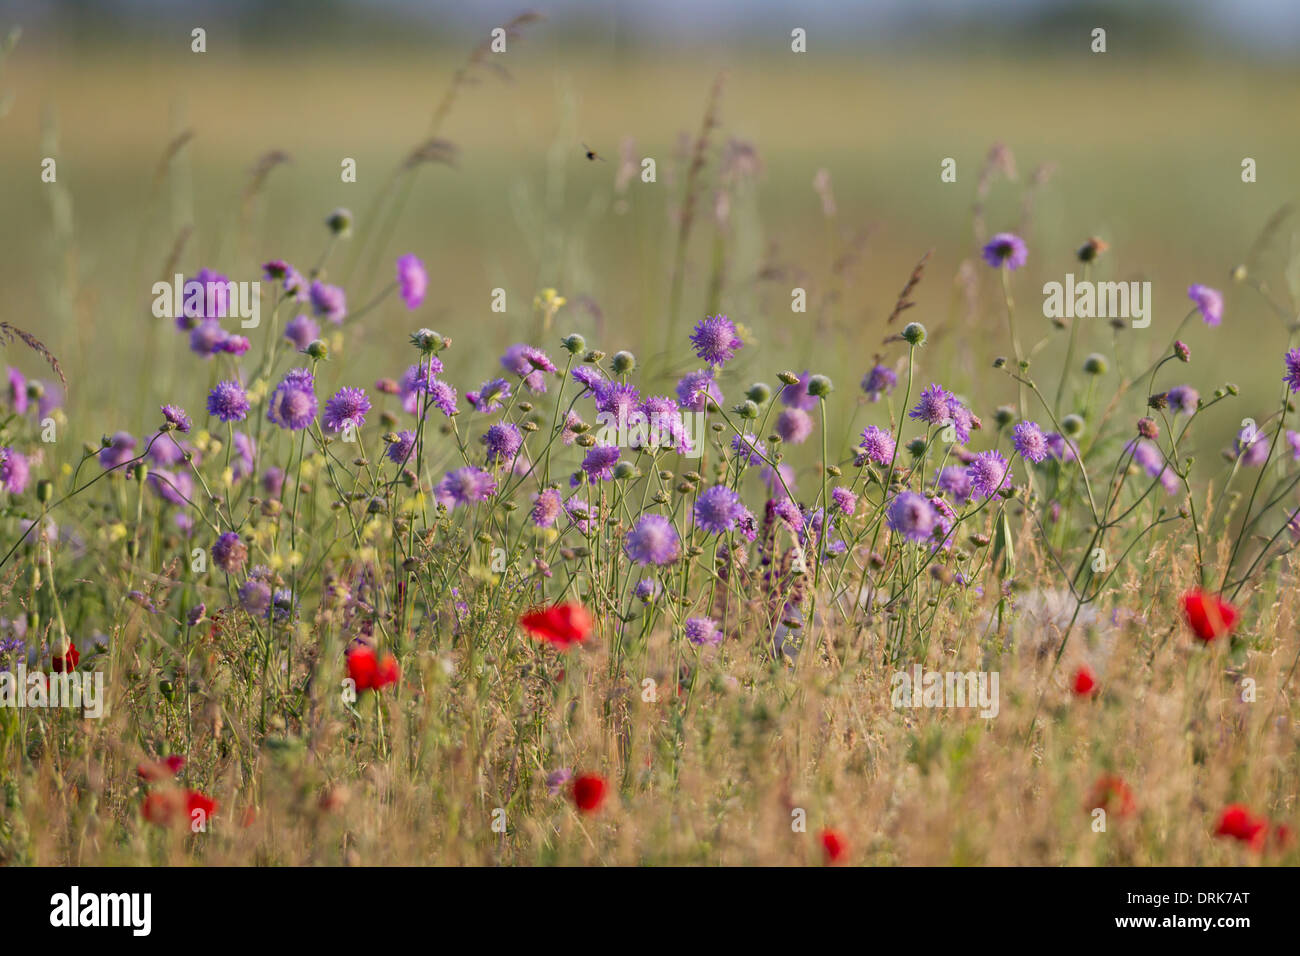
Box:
<box><xmin>1</xmin><ymin>27</ymin><xmax>1299</xmax><ymax>866</ymax></box>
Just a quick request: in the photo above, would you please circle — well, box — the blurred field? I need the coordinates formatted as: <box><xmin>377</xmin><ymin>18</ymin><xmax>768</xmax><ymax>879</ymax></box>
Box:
<box><xmin>4</xmin><ymin>32</ymin><xmax>1300</xmax><ymax>452</ymax></box>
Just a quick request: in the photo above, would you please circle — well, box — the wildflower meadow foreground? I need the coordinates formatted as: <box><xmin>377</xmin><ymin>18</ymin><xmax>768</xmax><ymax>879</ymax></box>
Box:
<box><xmin>1</xmin><ymin>9</ymin><xmax>1298</xmax><ymax>874</ymax></box>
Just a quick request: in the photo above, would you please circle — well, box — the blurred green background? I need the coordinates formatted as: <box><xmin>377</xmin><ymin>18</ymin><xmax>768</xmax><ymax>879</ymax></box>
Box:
<box><xmin>2</xmin><ymin>0</ymin><xmax>1299</xmax><ymax>462</ymax></box>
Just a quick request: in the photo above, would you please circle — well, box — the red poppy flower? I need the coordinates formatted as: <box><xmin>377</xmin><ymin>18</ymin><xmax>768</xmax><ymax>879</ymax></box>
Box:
<box><xmin>1215</xmin><ymin>804</ymin><xmax>1267</xmax><ymax>850</ymax></box>
<box><xmin>1086</xmin><ymin>774</ymin><xmax>1136</xmax><ymax>817</ymax></box>
<box><xmin>1072</xmin><ymin>664</ymin><xmax>1097</xmax><ymax>696</ymax></box>
<box><xmin>346</xmin><ymin>644</ymin><xmax>400</xmax><ymax>692</ymax></box>
<box><xmin>1181</xmin><ymin>590</ymin><xmax>1238</xmax><ymax>642</ymax></box>
<box><xmin>51</xmin><ymin>643</ymin><xmax>79</xmax><ymax>672</ymax></box>
<box><xmin>137</xmin><ymin>754</ymin><xmax>186</xmax><ymax>781</ymax></box>
<box><xmin>521</xmin><ymin>602</ymin><xmax>593</xmax><ymax>650</ymax></box>
<box><xmin>819</xmin><ymin>827</ymin><xmax>848</xmax><ymax>864</ymax></box>
<box><xmin>142</xmin><ymin>788</ymin><xmax>218</xmax><ymax>829</ymax></box>
<box><xmin>571</xmin><ymin>773</ymin><xmax>607</xmax><ymax>813</ymax></box>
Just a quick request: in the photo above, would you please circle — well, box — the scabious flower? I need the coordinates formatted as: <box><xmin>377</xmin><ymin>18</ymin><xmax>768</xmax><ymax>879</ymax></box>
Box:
<box><xmin>581</xmin><ymin>444</ymin><xmax>621</xmax><ymax>481</ymax></box>
<box><xmin>1285</xmin><ymin>349</ymin><xmax>1300</xmax><ymax>393</ymax></box>
<box><xmin>238</xmin><ymin>570</ymin><xmax>273</xmax><ymax>617</ymax></box>
<box><xmin>936</xmin><ymin>465</ymin><xmax>972</xmax><ymax>505</ymax></box>
<box><xmin>684</xmin><ymin>616</ymin><xmax>722</xmax><ymax>647</ymax></box>
<box><xmin>467</xmin><ymin>378</ymin><xmax>511</xmax><ymax>413</ymax></box>
<box><xmin>266</xmin><ymin>370</ymin><xmax>317</xmax><ymax>430</ymax></box>
<box><xmin>887</xmin><ymin>491</ymin><xmax>935</xmax><ymax>543</ymax></box>
<box><xmin>966</xmin><ymin>450</ymin><xmax>1010</xmax><ymax>499</ymax></box>
<box><xmin>284</xmin><ymin>314</ymin><xmax>319</xmax><ymax>350</ymax></box>
<box><xmin>910</xmin><ymin>384</ymin><xmax>955</xmax><ymax>427</ymax></box>
<box><xmin>0</xmin><ymin>448</ymin><xmax>29</xmax><ymax>495</ymax></box>
<box><xmin>161</xmin><ymin>404</ymin><xmax>191</xmax><ymax>433</ymax></box>
<box><xmin>731</xmin><ymin>433</ymin><xmax>766</xmax><ymax>466</ymax></box>
<box><xmin>982</xmin><ymin>232</ymin><xmax>1028</xmax><ymax>270</ymax></box>
<box><xmin>99</xmin><ymin>431</ymin><xmax>137</xmax><ymax>469</ymax></box>
<box><xmin>776</xmin><ymin>408</ymin><xmax>814</xmax><ymax>445</ymax></box>
<box><xmin>1165</xmin><ymin>385</ymin><xmax>1199</xmax><ymax>416</ymax></box>
<box><xmin>309</xmin><ymin>280</ymin><xmax>347</xmax><ymax>324</ymax></box>
<box><xmin>435</xmin><ymin>466</ymin><xmax>497</xmax><ymax>509</ymax></box>
<box><xmin>689</xmin><ymin>314</ymin><xmax>743</xmax><ymax>366</ymax></box>
<box><xmin>1235</xmin><ymin>426</ymin><xmax>1270</xmax><ymax>467</ymax></box>
<box><xmin>207</xmin><ymin>380</ymin><xmax>250</xmax><ymax>423</ymax></box>
<box><xmin>482</xmin><ymin>422</ymin><xmax>523</xmax><ymax>465</ymax></box>
<box><xmin>639</xmin><ymin>395</ymin><xmax>691</xmax><ymax>454</ymax></box>
<box><xmin>694</xmin><ymin>485</ymin><xmax>743</xmax><ymax>534</ymax></box>
<box><xmin>1013</xmin><ymin>420</ymin><xmax>1048</xmax><ymax>463</ymax></box>
<box><xmin>571</xmin><ymin>365</ymin><xmax>604</xmax><ymax>394</ymax></box>
<box><xmin>858</xmin><ymin>425</ymin><xmax>895</xmax><ymax>465</ymax></box>
<box><xmin>1044</xmin><ymin>433</ymin><xmax>1077</xmax><ymax>463</ymax></box>
<box><xmin>780</xmin><ymin>371</ymin><xmax>819</xmax><ymax>412</ymax></box>
<box><xmin>545</xmin><ymin>769</ymin><xmax>573</xmax><ymax>797</ymax></box>
<box><xmin>861</xmin><ymin>364</ymin><xmax>897</xmax><ymax>402</ymax></box>
<box><xmin>501</xmin><ymin>344</ymin><xmax>554</xmax><ymax>392</ymax></box>
<box><xmin>624</xmin><ymin>514</ymin><xmax>681</xmax><ymax>566</ymax></box>
<box><xmin>1188</xmin><ymin>284</ymin><xmax>1223</xmax><ymax>327</ymax></box>
<box><xmin>530</xmin><ymin>488</ymin><xmax>563</xmax><ymax>528</ymax></box>
<box><xmin>1287</xmin><ymin>430</ymin><xmax>1300</xmax><ymax>462</ymax></box>
<box><xmin>427</xmin><ymin>379</ymin><xmax>458</xmax><ymax>417</ymax></box>
<box><xmin>396</xmin><ymin>254</ymin><xmax>427</xmax><ymax>310</ymax></box>
<box><xmin>831</xmin><ymin>486</ymin><xmax>857</xmax><ymax>516</ymax></box>
<box><xmin>6</xmin><ymin>367</ymin><xmax>27</xmax><ymax>414</ymax></box>
<box><xmin>211</xmin><ymin>531</ymin><xmax>247</xmax><ymax>574</ymax></box>
<box><xmin>594</xmin><ymin>381</ymin><xmax>640</xmax><ymax>423</ymax></box>
<box><xmin>322</xmin><ymin>387</ymin><xmax>370</xmax><ymax>433</ymax></box>
<box><xmin>676</xmin><ymin>369</ymin><xmax>723</xmax><ymax>412</ymax></box>
<box><xmin>634</xmin><ymin>578</ymin><xmax>661</xmax><ymax>603</ymax></box>
<box><xmin>189</xmin><ymin>320</ymin><xmax>229</xmax><ymax>358</ymax></box>
<box><xmin>180</xmin><ymin>268</ymin><xmax>231</xmax><ymax>326</ymax></box>
<box><xmin>386</xmin><ymin>430</ymin><xmax>417</xmax><ymax>465</ymax></box>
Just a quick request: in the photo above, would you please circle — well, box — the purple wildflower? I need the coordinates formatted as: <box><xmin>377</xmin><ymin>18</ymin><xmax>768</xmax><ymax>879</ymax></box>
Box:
<box><xmin>309</xmin><ymin>280</ymin><xmax>347</xmax><ymax>324</ymax></box>
<box><xmin>982</xmin><ymin>232</ymin><xmax>1028</xmax><ymax>270</ymax></box>
<box><xmin>624</xmin><ymin>514</ymin><xmax>682</xmax><ymax>566</ymax></box>
<box><xmin>1285</xmin><ymin>349</ymin><xmax>1300</xmax><ymax>393</ymax></box>
<box><xmin>0</xmin><ymin>448</ymin><xmax>29</xmax><ymax>495</ymax></box>
<box><xmin>1187</xmin><ymin>284</ymin><xmax>1223</xmax><ymax>327</ymax></box>
<box><xmin>435</xmin><ymin>466</ymin><xmax>497</xmax><ymax>509</ymax></box>
<box><xmin>572</xmin><ymin>366</ymin><xmax>604</xmax><ymax>394</ymax></box>
<box><xmin>1012</xmin><ymin>420</ymin><xmax>1048</xmax><ymax>463</ymax></box>
<box><xmin>731</xmin><ymin>433</ymin><xmax>767</xmax><ymax>466</ymax></box>
<box><xmin>694</xmin><ymin>485</ymin><xmax>743</xmax><ymax>534</ymax></box>
<box><xmin>831</xmin><ymin>486</ymin><xmax>857</xmax><ymax>516</ymax></box>
<box><xmin>860</xmin><ymin>364</ymin><xmax>897</xmax><ymax>402</ymax></box>
<box><xmin>967</xmin><ymin>450</ymin><xmax>1010</xmax><ymax>499</ymax></box>
<box><xmin>858</xmin><ymin>425</ymin><xmax>895</xmax><ymax>465</ymax></box>
<box><xmin>211</xmin><ymin>531</ymin><xmax>247</xmax><ymax>574</ymax></box>
<box><xmin>910</xmin><ymin>384</ymin><xmax>956</xmax><ymax>427</ymax></box>
<box><xmin>266</xmin><ymin>372</ymin><xmax>316</xmax><ymax>430</ymax></box>
<box><xmin>467</xmin><ymin>378</ymin><xmax>511</xmax><ymax>413</ymax></box>
<box><xmin>936</xmin><ymin>465</ymin><xmax>972</xmax><ymax>505</ymax></box>
<box><xmin>481</xmin><ymin>422</ymin><xmax>523</xmax><ymax>465</ymax></box>
<box><xmin>161</xmin><ymin>404</ymin><xmax>191</xmax><ymax>433</ymax></box>
<box><xmin>530</xmin><ymin>488</ymin><xmax>563</xmax><ymax>528</ymax></box>
<box><xmin>396</xmin><ymin>254</ymin><xmax>427</xmax><ymax>310</ymax></box>
<box><xmin>684</xmin><ymin>617</ymin><xmax>723</xmax><ymax>647</ymax></box>
<box><xmin>689</xmin><ymin>314</ymin><xmax>743</xmax><ymax>366</ymax></box>
<box><xmin>1165</xmin><ymin>385</ymin><xmax>1199</xmax><ymax>416</ymax></box>
<box><xmin>284</xmin><ymin>314</ymin><xmax>319</xmax><ymax>350</ymax></box>
<box><xmin>581</xmin><ymin>444</ymin><xmax>621</xmax><ymax>481</ymax></box>
<box><xmin>386</xmin><ymin>430</ymin><xmax>417</xmax><ymax>465</ymax></box>
<box><xmin>887</xmin><ymin>491</ymin><xmax>936</xmax><ymax>543</ymax></box>
<box><xmin>207</xmin><ymin>380</ymin><xmax>250</xmax><ymax>423</ymax></box>
<box><xmin>776</xmin><ymin>408</ymin><xmax>814</xmax><ymax>445</ymax></box>
<box><xmin>99</xmin><ymin>432</ymin><xmax>137</xmax><ymax>470</ymax></box>
<box><xmin>676</xmin><ymin>369</ymin><xmax>722</xmax><ymax>412</ymax></box>
<box><xmin>322</xmin><ymin>387</ymin><xmax>370</xmax><ymax>433</ymax></box>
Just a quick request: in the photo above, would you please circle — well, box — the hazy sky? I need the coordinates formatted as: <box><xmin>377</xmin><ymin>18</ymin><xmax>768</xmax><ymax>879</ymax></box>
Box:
<box><xmin>8</xmin><ymin>0</ymin><xmax>1300</xmax><ymax>52</ymax></box>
